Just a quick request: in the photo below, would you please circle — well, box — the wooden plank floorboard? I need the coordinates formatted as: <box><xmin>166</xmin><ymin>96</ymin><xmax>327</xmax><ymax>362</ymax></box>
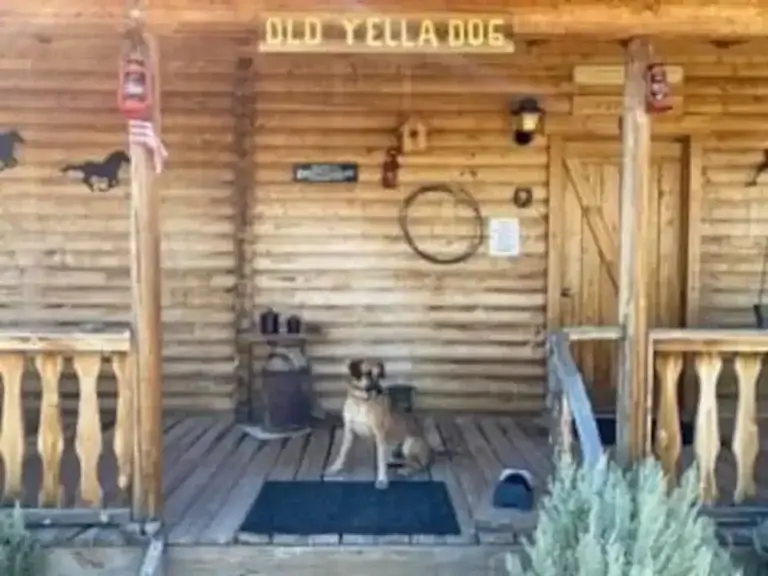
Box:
<box><xmin>500</xmin><ymin>418</ymin><xmax>551</xmax><ymax>466</ymax></box>
<box><xmin>161</xmin><ymin>416</ymin><xmax>217</xmax><ymax>493</ymax></box>
<box><xmin>168</xmin><ymin>433</ymin><xmax>263</xmax><ymax>545</ymax></box>
<box><xmin>163</xmin><ymin>419</ymin><xmax>231</xmax><ymax>496</ymax></box>
<box><xmin>162</xmin><ymin>416</ymin><xmax>184</xmax><ymax>435</ymax></box>
<box><xmin>201</xmin><ymin>439</ymin><xmax>284</xmax><ymax>544</ymax></box>
<box><xmin>478</xmin><ymin>419</ymin><xmax>529</xmax><ymax>475</ymax></box>
<box><xmin>165</xmin><ymin>426</ymin><xmax>244</xmax><ymax>531</ymax></box>
<box><xmin>473</xmin><ymin>418</ymin><xmax>539</xmax><ymax>538</ymax></box>
<box><xmin>168</xmin><ymin>416</ymin><xmax>219</xmax><ymax>451</ymax></box>
<box><xmin>419</xmin><ymin>416</ymin><xmax>476</xmax><ymax>545</ymax></box>
<box><xmin>269</xmin><ymin>435</ymin><xmax>308</xmax><ymax>481</ymax></box>
<box><xmin>165</xmin><ymin>427</ymin><xmax>250</xmax><ymax>543</ymax></box>
<box><xmin>346</xmin><ymin>435</ymin><xmax>376</xmax><ymax>482</ymax></box>
<box><xmin>296</xmin><ymin>427</ymin><xmax>332</xmax><ymax>481</ymax></box>
<box><xmin>455</xmin><ymin>416</ymin><xmax>502</xmax><ymax>486</ymax></box>
<box><xmin>499</xmin><ymin>417</ymin><xmax>553</xmax><ymax>482</ymax></box>
<box><xmin>436</xmin><ymin>417</ymin><xmax>487</xmax><ymax>524</ymax></box>
<box><xmin>323</xmin><ymin>426</ymin><xmax>344</xmax><ymax>480</ymax></box>
<box><xmin>453</xmin><ymin>416</ymin><xmax>505</xmax><ymax>533</ymax></box>
<box><xmin>454</xmin><ymin>416</ymin><xmax>534</xmax><ymax>539</ymax></box>
<box><xmin>163</xmin><ymin>416</ymin><xmax>213</xmax><ymax>466</ymax></box>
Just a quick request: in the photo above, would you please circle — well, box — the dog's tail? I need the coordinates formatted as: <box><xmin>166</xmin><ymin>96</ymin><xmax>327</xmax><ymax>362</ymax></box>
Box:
<box><xmin>420</xmin><ymin>447</ymin><xmax>462</xmax><ymax>473</ymax></box>
<box><xmin>60</xmin><ymin>163</ymin><xmax>85</xmax><ymax>174</ymax></box>
<box><xmin>432</xmin><ymin>447</ymin><xmax>464</xmax><ymax>459</ymax></box>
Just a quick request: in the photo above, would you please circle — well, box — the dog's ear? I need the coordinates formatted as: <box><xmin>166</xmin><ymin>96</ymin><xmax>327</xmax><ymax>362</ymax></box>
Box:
<box><xmin>348</xmin><ymin>359</ymin><xmax>363</xmax><ymax>380</ymax></box>
<box><xmin>376</xmin><ymin>361</ymin><xmax>386</xmax><ymax>380</ymax></box>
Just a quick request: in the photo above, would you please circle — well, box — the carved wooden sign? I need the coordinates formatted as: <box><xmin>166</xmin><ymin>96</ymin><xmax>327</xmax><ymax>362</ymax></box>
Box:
<box><xmin>293</xmin><ymin>163</ymin><xmax>358</xmax><ymax>183</ymax></box>
<box><xmin>259</xmin><ymin>15</ymin><xmax>515</xmax><ymax>53</ymax></box>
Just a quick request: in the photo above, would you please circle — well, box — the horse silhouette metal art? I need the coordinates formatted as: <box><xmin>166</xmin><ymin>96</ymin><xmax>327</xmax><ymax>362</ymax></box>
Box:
<box><xmin>0</xmin><ymin>129</ymin><xmax>25</xmax><ymax>172</ymax></box>
<box><xmin>61</xmin><ymin>150</ymin><xmax>130</xmax><ymax>192</ymax></box>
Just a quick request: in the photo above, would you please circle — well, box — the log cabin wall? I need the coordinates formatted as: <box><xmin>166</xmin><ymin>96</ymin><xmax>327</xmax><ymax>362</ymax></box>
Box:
<box><xmin>251</xmin><ymin>54</ymin><xmax>550</xmax><ymax>413</ymax></box>
<box><xmin>0</xmin><ymin>34</ymin><xmax>240</xmax><ymax>417</ymax></box>
<box><xmin>692</xmin><ymin>137</ymin><xmax>768</xmax><ymax>405</ymax></box>
<box><xmin>532</xmin><ymin>39</ymin><xmax>768</xmax><ymax>408</ymax></box>
<box><xmin>2</xmin><ymin>32</ymin><xmax>768</xmax><ymax>416</ymax></box>
<box><xmin>695</xmin><ymin>136</ymin><xmax>768</xmax><ymax>330</ymax></box>
<box><xmin>251</xmin><ymin>39</ymin><xmax>768</xmax><ymax>414</ymax></box>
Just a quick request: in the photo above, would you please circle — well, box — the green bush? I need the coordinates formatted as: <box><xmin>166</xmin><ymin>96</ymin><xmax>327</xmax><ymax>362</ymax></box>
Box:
<box><xmin>0</xmin><ymin>505</ymin><xmax>44</xmax><ymax>576</ymax></box>
<box><xmin>517</xmin><ymin>451</ymin><xmax>739</xmax><ymax>576</ymax></box>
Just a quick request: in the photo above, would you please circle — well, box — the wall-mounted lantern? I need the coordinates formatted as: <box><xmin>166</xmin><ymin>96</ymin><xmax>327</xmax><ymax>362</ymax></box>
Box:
<box><xmin>510</xmin><ymin>97</ymin><xmax>544</xmax><ymax>146</ymax></box>
<box><xmin>645</xmin><ymin>62</ymin><xmax>673</xmax><ymax>113</ymax></box>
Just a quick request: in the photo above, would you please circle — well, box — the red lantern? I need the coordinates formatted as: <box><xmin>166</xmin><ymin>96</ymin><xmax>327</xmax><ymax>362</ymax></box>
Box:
<box><xmin>118</xmin><ymin>46</ymin><xmax>153</xmax><ymax>120</ymax></box>
<box><xmin>645</xmin><ymin>62</ymin><xmax>673</xmax><ymax>113</ymax></box>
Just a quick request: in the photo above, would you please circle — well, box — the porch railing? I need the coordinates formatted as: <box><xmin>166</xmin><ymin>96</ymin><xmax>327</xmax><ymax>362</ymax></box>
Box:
<box><xmin>0</xmin><ymin>327</ymin><xmax>137</xmax><ymax>525</ymax></box>
<box><xmin>547</xmin><ymin>330</ymin><xmax>604</xmax><ymax>467</ymax></box>
<box><xmin>650</xmin><ymin>328</ymin><xmax>768</xmax><ymax>505</ymax></box>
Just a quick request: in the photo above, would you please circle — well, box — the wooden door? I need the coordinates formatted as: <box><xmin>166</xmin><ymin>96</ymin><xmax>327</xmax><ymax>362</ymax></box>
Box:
<box><xmin>557</xmin><ymin>140</ymin><xmax>686</xmax><ymax>410</ymax></box>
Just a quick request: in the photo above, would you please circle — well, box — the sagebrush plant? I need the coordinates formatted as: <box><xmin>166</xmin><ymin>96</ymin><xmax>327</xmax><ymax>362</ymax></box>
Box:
<box><xmin>740</xmin><ymin>521</ymin><xmax>768</xmax><ymax>575</ymax></box>
<box><xmin>517</xmin><ymin>450</ymin><xmax>739</xmax><ymax>576</ymax></box>
<box><xmin>0</xmin><ymin>504</ymin><xmax>44</xmax><ymax>576</ymax></box>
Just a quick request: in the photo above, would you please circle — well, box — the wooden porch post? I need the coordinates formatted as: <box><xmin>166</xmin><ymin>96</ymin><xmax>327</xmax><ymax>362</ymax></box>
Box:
<box><xmin>128</xmin><ymin>26</ymin><xmax>164</xmax><ymax>518</ymax></box>
<box><xmin>615</xmin><ymin>38</ymin><xmax>653</xmax><ymax>466</ymax></box>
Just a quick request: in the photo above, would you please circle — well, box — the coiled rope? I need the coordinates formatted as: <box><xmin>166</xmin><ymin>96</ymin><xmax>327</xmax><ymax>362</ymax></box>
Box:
<box><xmin>398</xmin><ymin>183</ymin><xmax>484</xmax><ymax>265</ymax></box>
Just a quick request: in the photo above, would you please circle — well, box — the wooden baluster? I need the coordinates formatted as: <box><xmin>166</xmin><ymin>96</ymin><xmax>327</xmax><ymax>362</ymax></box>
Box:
<box><xmin>654</xmin><ymin>352</ymin><xmax>684</xmax><ymax>487</ymax></box>
<box><xmin>693</xmin><ymin>353</ymin><xmax>723</xmax><ymax>505</ymax></box>
<box><xmin>35</xmin><ymin>354</ymin><xmax>64</xmax><ymax>507</ymax></box>
<box><xmin>73</xmin><ymin>353</ymin><xmax>103</xmax><ymax>507</ymax></box>
<box><xmin>732</xmin><ymin>353</ymin><xmax>761</xmax><ymax>503</ymax></box>
<box><xmin>111</xmin><ymin>353</ymin><xmax>134</xmax><ymax>492</ymax></box>
<box><xmin>0</xmin><ymin>354</ymin><xmax>26</xmax><ymax>501</ymax></box>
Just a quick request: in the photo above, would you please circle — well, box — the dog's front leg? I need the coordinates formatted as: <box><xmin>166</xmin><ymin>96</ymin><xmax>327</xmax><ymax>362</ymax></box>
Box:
<box><xmin>374</xmin><ymin>431</ymin><xmax>389</xmax><ymax>490</ymax></box>
<box><xmin>326</xmin><ymin>426</ymin><xmax>354</xmax><ymax>475</ymax></box>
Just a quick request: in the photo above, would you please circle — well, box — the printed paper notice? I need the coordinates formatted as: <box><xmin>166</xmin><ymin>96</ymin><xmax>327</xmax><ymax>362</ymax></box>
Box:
<box><xmin>488</xmin><ymin>218</ymin><xmax>521</xmax><ymax>257</ymax></box>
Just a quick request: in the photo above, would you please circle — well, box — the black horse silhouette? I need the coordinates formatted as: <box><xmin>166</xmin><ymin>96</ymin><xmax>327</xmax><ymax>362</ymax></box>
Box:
<box><xmin>0</xmin><ymin>129</ymin><xmax>25</xmax><ymax>171</ymax></box>
<box><xmin>748</xmin><ymin>150</ymin><xmax>768</xmax><ymax>187</ymax></box>
<box><xmin>61</xmin><ymin>150</ymin><xmax>130</xmax><ymax>192</ymax></box>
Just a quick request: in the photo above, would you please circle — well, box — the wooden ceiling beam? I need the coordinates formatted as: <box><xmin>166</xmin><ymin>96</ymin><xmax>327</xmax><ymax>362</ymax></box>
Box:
<box><xmin>153</xmin><ymin>6</ymin><xmax>768</xmax><ymax>38</ymax></box>
<box><xmin>2</xmin><ymin>2</ymin><xmax>768</xmax><ymax>38</ymax></box>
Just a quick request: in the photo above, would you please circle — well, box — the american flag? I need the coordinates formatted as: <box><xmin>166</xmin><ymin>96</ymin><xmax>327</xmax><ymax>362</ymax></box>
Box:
<box><xmin>128</xmin><ymin>119</ymin><xmax>168</xmax><ymax>174</ymax></box>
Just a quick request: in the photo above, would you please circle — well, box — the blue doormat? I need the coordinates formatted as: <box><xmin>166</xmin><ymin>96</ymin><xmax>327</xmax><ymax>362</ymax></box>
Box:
<box><xmin>239</xmin><ymin>480</ymin><xmax>461</xmax><ymax>536</ymax></box>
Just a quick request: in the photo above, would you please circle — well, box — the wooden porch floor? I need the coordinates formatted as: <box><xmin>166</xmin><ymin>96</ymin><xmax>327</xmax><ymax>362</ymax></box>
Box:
<box><xmin>30</xmin><ymin>413</ymin><xmax>552</xmax><ymax>547</ymax></box>
<box><xmin>21</xmin><ymin>413</ymin><xmax>768</xmax><ymax>549</ymax></box>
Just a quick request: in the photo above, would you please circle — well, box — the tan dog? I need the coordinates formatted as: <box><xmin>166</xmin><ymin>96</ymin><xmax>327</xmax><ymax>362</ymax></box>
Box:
<box><xmin>326</xmin><ymin>359</ymin><xmax>432</xmax><ymax>489</ymax></box>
